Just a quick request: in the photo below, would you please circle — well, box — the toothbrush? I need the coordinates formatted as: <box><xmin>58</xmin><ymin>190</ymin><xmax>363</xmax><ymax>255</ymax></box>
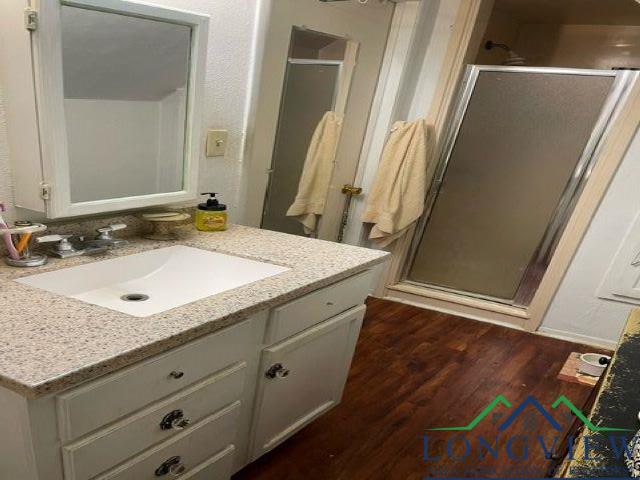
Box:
<box><xmin>16</xmin><ymin>233</ymin><xmax>32</xmax><ymax>254</ymax></box>
<box><xmin>0</xmin><ymin>203</ymin><xmax>20</xmax><ymax>260</ymax></box>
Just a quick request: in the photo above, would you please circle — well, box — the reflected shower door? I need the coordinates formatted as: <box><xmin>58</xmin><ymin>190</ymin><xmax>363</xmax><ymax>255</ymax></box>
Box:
<box><xmin>261</xmin><ymin>61</ymin><xmax>340</xmax><ymax>235</ymax></box>
<box><xmin>407</xmin><ymin>67</ymin><xmax>626</xmax><ymax>304</ymax></box>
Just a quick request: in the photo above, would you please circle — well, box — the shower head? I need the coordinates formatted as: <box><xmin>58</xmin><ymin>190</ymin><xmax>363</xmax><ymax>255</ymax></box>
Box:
<box><xmin>484</xmin><ymin>40</ymin><xmax>526</xmax><ymax>66</ymax></box>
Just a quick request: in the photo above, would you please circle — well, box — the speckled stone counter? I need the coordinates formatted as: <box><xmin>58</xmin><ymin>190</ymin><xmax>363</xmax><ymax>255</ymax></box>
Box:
<box><xmin>560</xmin><ymin>309</ymin><xmax>640</xmax><ymax>478</ymax></box>
<box><xmin>0</xmin><ymin>225</ymin><xmax>389</xmax><ymax>398</ymax></box>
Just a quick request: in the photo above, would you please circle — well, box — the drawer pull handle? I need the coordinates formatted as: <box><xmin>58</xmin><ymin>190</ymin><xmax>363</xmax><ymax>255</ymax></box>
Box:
<box><xmin>326</xmin><ymin>301</ymin><xmax>334</xmax><ymax>306</ymax></box>
<box><xmin>265</xmin><ymin>363</ymin><xmax>290</xmax><ymax>379</ymax></box>
<box><xmin>169</xmin><ymin>370</ymin><xmax>184</xmax><ymax>379</ymax></box>
<box><xmin>160</xmin><ymin>409</ymin><xmax>191</xmax><ymax>431</ymax></box>
<box><xmin>155</xmin><ymin>455</ymin><xmax>186</xmax><ymax>477</ymax></box>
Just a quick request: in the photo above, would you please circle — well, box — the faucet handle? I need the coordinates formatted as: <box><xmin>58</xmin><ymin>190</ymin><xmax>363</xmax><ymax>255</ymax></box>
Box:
<box><xmin>37</xmin><ymin>235</ymin><xmax>78</xmax><ymax>254</ymax></box>
<box><xmin>36</xmin><ymin>234</ymin><xmax>71</xmax><ymax>244</ymax></box>
<box><xmin>96</xmin><ymin>223</ymin><xmax>127</xmax><ymax>240</ymax></box>
<box><xmin>97</xmin><ymin>223</ymin><xmax>127</xmax><ymax>234</ymax></box>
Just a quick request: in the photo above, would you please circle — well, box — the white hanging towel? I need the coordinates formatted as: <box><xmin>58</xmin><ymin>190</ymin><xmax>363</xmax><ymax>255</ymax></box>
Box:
<box><xmin>286</xmin><ymin>111</ymin><xmax>343</xmax><ymax>234</ymax></box>
<box><xmin>362</xmin><ymin>119</ymin><xmax>435</xmax><ymax>248</ymax></box>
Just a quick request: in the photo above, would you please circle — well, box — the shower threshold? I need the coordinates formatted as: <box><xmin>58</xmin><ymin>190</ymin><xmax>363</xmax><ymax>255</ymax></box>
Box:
<box><xmin>386</xmin><ymin>280</ymin><xmax>530</xmax><ymax>324</ymax></box>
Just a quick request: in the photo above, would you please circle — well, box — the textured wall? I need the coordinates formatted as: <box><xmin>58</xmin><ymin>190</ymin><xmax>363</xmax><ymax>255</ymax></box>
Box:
<box><xmin>0</xmin><ymin>0</ymin><xmax>258</xmax><ymax>224</ymax></box>
<box><xmin>540</xmin><ymin>127</ymin><xmax>640</xmax><ymax>347</ymax></box>
<box><xmin>0</xmin><ymin>85</ymin><xmax>16</xmax><ymax>224</ymax></box>
<box><xmin>165</xmin><ymin>0</ymin><xmax>257</xmax><ymax>222</ymax></box>
<box><xmin>515</xmin><ymin>24</ymin><xmax>640</xmax><ymax>70</ymax></box>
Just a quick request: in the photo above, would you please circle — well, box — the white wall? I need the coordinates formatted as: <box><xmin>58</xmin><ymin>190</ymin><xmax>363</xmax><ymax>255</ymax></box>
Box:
<box><xmin>66</xmin><ymin>92</ymin><xmax>189</xmax><ymax>200</ymax></box>
<box><xmin>540</xmin><ymin>127</ymin><xmax>640</xmax><ymax>348</ymax></box>
<box><xmin>170</xmin><ymin>0</ymin><xmax>259</xmax><ymax>222</ymax></box>
<box><xmin>65</xmin><ymin>99</ymin><xmax>161</xmax><ymax>202</ymax></box>
<box><xmin>0</xmin><ymin>0</ymin><xmax>258</xmax><ymax>224</ymax></box>
<box><xmin>475</xmin><ymin>9</ymin><xmax>640</xmax><ymax>70</ymax></box>
<box><xmin>515</xmin><ymin>24</ymin><xmax>640</xmax><ymax>70</ymax></box>
<box><xmin>0</xmin><ymin>85</ymin><xmax>14</xmax><ymax>223</ymax></box>
<box><xmin>157</xmin><ymin>88</ymin><xmax>187</xmax><ymax>193</ymax></box>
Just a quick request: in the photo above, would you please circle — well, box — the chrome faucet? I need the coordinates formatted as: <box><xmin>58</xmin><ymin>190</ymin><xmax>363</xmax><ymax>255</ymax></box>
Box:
<box><xmin>37</xmin><ymin>224</ymin><xmax>128</xmax><ymax>258</ymax></box>
<box><xmin>88</xmin><ymin>223</ymin><xmax>129</xmax><ymax>248</ymax></box>
<box><xmin>36</xmin><ymin>234</ymin><xmax>108</xmax><ymax>258</ymax></box>
<box><xmin>36</xmin><ymin>235</ymin><xmax>82</xmax><ymax>258</ymax></box>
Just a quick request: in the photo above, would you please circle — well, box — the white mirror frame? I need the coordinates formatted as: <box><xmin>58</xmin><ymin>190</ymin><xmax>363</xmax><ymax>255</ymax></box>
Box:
<box><xmin>31</xmin><ymin>0</ymin><xmax>209</xmax><ymax>218</ymax></box>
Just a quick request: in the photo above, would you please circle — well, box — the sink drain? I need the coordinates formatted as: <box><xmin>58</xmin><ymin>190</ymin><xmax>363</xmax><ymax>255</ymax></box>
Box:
<box><xmin>121</xmin><ymin>293</ymin><xmax>150</xmax><ymax>302</ymax></box>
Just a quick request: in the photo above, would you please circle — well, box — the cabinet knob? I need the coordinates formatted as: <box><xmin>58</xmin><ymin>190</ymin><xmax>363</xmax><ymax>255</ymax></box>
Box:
<box><xmin>265</xmin><ymin>363</ymin><xmax>290</xmax><ymax>379</ymax></box>
<box><xmin>169</xmin><ymin>370</ymin><xmax>184</xmax><ymax>379</ymax></box>
<box><xmin>160</xmin><ymin>409</ymin><xmax>191</xmax><ymax>431</ymax></box>
<box><xmin>155</xmin><ymin>455</ymin><xmax>186</xmax><ymax>477</ymax></box>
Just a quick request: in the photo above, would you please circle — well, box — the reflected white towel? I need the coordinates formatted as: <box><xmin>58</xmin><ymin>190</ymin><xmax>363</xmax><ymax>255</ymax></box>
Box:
<box><xmin>362</xmin><ymin>119</ymin><xmax>435</xmax><ymax>247</ymax></box>
<box><xmin>286</xmin><ymin>111</ymin><xmax>343</xmax><ymax>235</ymax></box>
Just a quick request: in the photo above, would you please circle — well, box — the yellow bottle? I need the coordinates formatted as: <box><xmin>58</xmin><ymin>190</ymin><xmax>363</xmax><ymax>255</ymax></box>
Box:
<box><xmin>195</xmin><ymin>193</ymin><xmax>228</xmax><ymax>232</ymax></box>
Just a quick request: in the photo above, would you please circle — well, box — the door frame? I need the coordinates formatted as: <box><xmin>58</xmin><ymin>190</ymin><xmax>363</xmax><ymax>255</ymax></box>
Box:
<box><xmin>341</xmin><ymin>0</ymin><xmax>424</xmax><ymax>245</ymax></box>
<box><xmin>379</xmin><ymin>0</ymin><xmax>640</xmax><ymax>333</ymax></box>
<box><xmin>260</xmin><ymin>57</ymin><xmax>344</xmax><ymax>233</ymax></box>
<box><xmin>242</xmin><ymin>0</ymin><xmax>396</xmax><ymax>240</ymax></box>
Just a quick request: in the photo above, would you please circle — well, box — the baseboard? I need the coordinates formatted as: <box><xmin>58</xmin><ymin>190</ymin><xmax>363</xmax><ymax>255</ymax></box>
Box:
<box><xmin>536</xmin><ymin>327</ymin><xmax>617</xmax><ymax>350</ymax></box>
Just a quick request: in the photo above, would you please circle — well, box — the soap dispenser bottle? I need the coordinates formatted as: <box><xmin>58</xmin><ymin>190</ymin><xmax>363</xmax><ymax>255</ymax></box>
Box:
<box><xmin>195</xmin><ymin>193</ymin><xmax>227</xmax><ymax>232</ymax></box>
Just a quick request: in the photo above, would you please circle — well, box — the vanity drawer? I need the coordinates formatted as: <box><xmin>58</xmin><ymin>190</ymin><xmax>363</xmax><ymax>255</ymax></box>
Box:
<box><xmin>57</xmin><ymin>319</ymin><xmax>252</xmax><ymax>441</ymax></box>
<box><xmin>170</xmin><ymin>445</ymin><xmax>235</xmax><ymax>480</ymax></box>
<box><xmin>62</xmin><ymin>363</ymin><xmax>245</xmax><ymax>480</ymax></box>
<box><xmin>96</xmin><ymin>402</ymin><xmax>239</xmax><ymax>480</ymax></box>
<box><xmin>265</xmin><ymin>270</ymin><xmax>372</xmax><ymax>344</ymax></box>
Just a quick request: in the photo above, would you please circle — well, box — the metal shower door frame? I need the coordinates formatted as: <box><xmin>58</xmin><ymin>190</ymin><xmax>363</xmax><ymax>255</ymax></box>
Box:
<box><xmin>260</xmin><ymin>58</ymin><xmax>343</xmax><ymax>230</ymax></box>
<box><xmin>286</xmin><ymin>58</ymin><xmax>345</xmax><ymax>109</ymax></box>
<box><xmin>401</xmin><ymin>65</ymin><xmax>638</xmax><ymax>307</ymax></box>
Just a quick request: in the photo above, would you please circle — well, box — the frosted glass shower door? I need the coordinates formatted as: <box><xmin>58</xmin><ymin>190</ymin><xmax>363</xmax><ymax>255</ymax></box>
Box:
<box><xmin>407</xmin><ymin>67</ymin><xmax>622</xmax><ymax>304</ymax></box>
<box><xmin>261</xmin><ymin>61</ymin><xmax>340</xmax><ymax>235</ymax></box>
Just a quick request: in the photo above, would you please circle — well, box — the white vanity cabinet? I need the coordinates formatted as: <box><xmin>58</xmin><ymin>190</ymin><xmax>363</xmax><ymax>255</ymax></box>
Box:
<box><xmin>0</xmin><ymin>269</ymin><xmax>373</xmax><ymax>480</ymax></box>
<box><xmin>251</xmin><ymin>305</ymin><xmax>365</xmax><ymax>459</ymax></box>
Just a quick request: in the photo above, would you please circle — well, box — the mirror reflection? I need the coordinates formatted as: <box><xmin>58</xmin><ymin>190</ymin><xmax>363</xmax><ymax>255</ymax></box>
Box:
<box><xmin>61</xmin><ymin>5</ymin><xmax>191</xmax><ymax>203</ymax></box>
<box><xmin>261</xmin><ymin>28</ymin><xmax>348</xmax><ymax>236</ymax></box>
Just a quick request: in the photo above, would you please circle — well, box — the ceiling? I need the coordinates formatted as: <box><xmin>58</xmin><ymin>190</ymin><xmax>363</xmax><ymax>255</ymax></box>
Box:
<box><xmin>493</xmin><ymin>0</ymin><xmax>640</xmax><ymax>26</ymax></box>
<box><xmin>292</xmin><ymin>28</ymin><xmax>344</xmax><ymax>51</ymax></box>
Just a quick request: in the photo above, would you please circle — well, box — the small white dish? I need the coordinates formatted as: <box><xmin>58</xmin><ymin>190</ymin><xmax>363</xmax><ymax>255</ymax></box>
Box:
<box><xmin>578</xmin><ymin>353</ymin><xmax>611</xmax><ymax>377</ymax></box>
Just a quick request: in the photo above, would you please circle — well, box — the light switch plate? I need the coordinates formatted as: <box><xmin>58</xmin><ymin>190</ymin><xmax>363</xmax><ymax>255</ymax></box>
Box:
<box><xmin>205</xmin><ymin>129</ymin><xmax>228</xmax><ymax>157</ymax></box>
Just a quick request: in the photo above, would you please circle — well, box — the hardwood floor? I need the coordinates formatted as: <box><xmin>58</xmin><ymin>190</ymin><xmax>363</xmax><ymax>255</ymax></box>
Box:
<box><xmin>233</xmin><ymin>298</ymin><xmax>606</xmax><ymax>479</ymax></box>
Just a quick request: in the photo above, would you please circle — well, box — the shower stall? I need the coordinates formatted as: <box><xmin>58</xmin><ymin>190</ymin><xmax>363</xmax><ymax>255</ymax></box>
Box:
<box><xmin>403</xmin><ymin>65</ymin><xmax>638</xmax><ymax>307</ymax></box>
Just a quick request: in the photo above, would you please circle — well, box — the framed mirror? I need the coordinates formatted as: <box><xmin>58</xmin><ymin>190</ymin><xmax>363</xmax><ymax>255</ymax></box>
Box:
<box><xmin>12</xmin><ymin>0</ymin><xmax>209</xmax><ymax>218</ymax></box>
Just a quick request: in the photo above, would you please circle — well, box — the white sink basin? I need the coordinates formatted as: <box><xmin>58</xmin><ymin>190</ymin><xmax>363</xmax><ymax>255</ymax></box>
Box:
<box><xmin>17</xmin><ymin>245</ymin><xmax>289</xmax><ymax>317</ymax></box>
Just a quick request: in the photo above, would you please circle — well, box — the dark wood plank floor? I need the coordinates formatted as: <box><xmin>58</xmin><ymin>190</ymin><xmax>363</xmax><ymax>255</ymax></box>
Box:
<box><xmin>233</xmin><ymin>298</ymin><xmax>607</xmax><ymax>480</ymax></box>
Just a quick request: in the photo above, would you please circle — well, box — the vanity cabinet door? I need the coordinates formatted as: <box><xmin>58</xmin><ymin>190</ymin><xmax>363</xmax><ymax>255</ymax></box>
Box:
<box><xmin>251</xmin><ymin>305</ymin><xmax>365</xmax><ymax>459</ymax></box>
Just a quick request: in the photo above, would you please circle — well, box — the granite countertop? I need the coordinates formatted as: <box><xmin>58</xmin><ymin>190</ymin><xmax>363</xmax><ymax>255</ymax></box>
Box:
<box><xmin>0</xmin><ymin>225</ymin><xmax>389</xmax><ymax>398</ymax></box>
